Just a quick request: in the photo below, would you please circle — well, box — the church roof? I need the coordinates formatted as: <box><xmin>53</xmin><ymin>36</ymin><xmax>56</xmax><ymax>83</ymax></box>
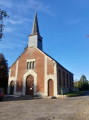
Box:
<box><xmin>31</xmin><ymin>12</ymin><xmax>40</xmax><ymax>35</ymax></box>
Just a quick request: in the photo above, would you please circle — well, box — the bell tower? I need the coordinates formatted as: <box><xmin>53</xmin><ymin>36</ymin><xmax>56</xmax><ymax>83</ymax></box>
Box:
<box><xmin>28</xmin><ymin>12</ymin><xmax>43</xmax><ymax>50</ymax></box>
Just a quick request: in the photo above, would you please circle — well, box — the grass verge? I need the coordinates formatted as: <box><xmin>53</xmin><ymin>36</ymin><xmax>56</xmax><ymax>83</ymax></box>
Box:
<box><xmin>64</xmin><ymin>91</ymin><xmax>85</xmax><ymax>97</ymax></box>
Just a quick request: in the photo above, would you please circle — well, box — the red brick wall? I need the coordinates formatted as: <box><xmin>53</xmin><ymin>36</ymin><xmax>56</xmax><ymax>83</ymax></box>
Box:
<box><xmin>10</xmin><ymin>47</ymin><xmax>45</xmax><ymax>92</ymax></box>
<box><xmin>10</xmin><ymin>63</ymin><xmax>16</xmax><ymax>77</ymax></box>
<box><xmin>47</xmin><ymin>58</ymin><xmax>54</xmax><ymax>75</ymax></box>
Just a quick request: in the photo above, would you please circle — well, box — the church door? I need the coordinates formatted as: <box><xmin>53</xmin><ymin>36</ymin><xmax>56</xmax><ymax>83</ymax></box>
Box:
<box><xmin>48</xmin><ymin>79</ymin><xmax>54</xmax><ymax>96</ymax></box>
<box><xmin>26</xmin><ymin>75</ymin><xmax>34</xmax><ymax>95</ymax></box>
<box><xmin>10</xmin><ymin>81</ymin><xmax>15</xmax><ymax>95</ymax></box>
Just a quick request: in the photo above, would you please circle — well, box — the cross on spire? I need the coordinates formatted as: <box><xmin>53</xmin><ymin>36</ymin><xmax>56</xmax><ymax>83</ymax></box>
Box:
<box><xmin>34</xmin><ymin>2</ymin><xmax>38</xmax><ymax>12</ymax></box>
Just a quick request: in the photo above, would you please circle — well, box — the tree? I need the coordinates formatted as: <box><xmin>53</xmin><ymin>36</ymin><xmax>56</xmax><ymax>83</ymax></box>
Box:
<box><xmin>74</xmin><ymin>81</ymin><xmax>82</xmax><ymax>89</ymax></box>
<box><xmin>0</xmin><ymin>53</ymin><xmax>8</xmax><ymax>93</ymax></box>
<box><xmin>74</xmin><ymin>75</ymin><xmax>89</xmax><ymax>91</ymax></box>
<box><xmin>0</xmin><ymin>8</ymin><xmax>8</xmax><ymax>39</ymax></box>
<box><xmin>79</xmin><ymin>75</ymin><xmax>89</xmax><ymax>91</ymax></box>
<box><xmin>80</xmin><ymin>75</ymin><xmax>88</xmax><ymax>82</ymax></box>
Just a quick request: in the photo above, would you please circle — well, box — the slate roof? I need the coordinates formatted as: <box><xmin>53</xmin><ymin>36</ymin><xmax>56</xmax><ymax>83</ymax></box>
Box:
<box><xmin>31</xmin><ymin>12</ymin><xmax>40</xmax><ymax>35</ymax></box>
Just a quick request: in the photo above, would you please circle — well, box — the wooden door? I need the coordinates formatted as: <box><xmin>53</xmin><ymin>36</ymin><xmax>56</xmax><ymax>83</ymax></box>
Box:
<box><xmin>48</xmin><ymin>79</ymin><xmax>54</xmax><ymax>96</ymax></box>
<box><xmin>10</xmin><ymin>81</ymin><xmax>14</xmax><ymax>95</ymax></box>
<box><xmin>26</xmin><ymin>75</ymin><xmax>34</xmax><ymax>95</ymax></box>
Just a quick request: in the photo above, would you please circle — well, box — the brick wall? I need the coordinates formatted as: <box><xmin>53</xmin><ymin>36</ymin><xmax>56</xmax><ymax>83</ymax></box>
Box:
<box><xmin>47</xmin><ymin>58</ymin><xmax>54</xmax><ymax>75</ymax></box>
<box><xmin>57</xmin><ymin>65</ymin><xmax>74</xmax><ymax>94</ymax></box>
<box><xmin>10</xmin><ymin>47</ymin><xmax>45</xmax><ymax>92</ymax></box>
<box><xmin>10</xmin><ymin>63</ymin><xmax>16</xmax><ymax>77</ymax></box>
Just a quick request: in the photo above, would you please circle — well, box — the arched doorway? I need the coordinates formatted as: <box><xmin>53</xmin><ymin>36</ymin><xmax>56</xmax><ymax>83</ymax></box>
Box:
<box><xmin>48</xmin><ymin>79</ymin><xmax>54</xmax><ymax>96</ymax></box>
<box><xmin>10</xmin><ymin>81</ymin><xmax>15</xmax><ymax>95</ymax></box>
<box><xmin>26</xmin><ymin>75</ymin><xmax>34</xmax><ymax>95</ymax></box>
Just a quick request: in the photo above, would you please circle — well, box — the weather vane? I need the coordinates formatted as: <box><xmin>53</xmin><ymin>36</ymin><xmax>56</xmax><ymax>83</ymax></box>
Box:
<box><xmin>34</xmin><ymin>2</ymin><xmax>39</xmax><ymax>12</ymax></box>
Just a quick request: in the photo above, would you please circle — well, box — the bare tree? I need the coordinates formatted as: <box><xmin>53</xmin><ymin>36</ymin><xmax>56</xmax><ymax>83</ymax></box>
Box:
<box><xmin>0</xmin><ymin>8</ymin><xmax>8</xmax><ymax>39</ymax></box>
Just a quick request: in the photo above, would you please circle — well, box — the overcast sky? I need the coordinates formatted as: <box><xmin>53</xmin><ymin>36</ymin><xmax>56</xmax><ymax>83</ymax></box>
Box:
<box><xmin>0</xmin><ymin>0</ymin><xmax>89</xmax><ymax>81</ymax></box>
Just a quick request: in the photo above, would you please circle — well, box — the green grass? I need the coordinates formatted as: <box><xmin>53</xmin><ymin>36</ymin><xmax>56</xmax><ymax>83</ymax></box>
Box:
<box><xmin>64</xmin><ymin>91</ymin><xmax>85</xmax><ymax>97</ymax></box>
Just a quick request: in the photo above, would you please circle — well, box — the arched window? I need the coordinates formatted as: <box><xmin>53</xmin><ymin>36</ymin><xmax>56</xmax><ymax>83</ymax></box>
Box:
<box><xmin>27</xmin><ymin>59</ymin><xmax>35</xmax><ymax>69</ymax></box>
<box><xmin>29</xmin><ymin>62</ymin><xmax>33</xmax><ymax>69</ymax></box>
<box><xmin>33</xmin><ymin>61</ymin><xmax>35</xmax><ymax>69</ymax></box>
<box><xmin>27</xmin><ymin>62</ymin><xmax>29</xmax><ymax>69</ymax></box>
<box><xmin>29</xmin><ymin>62</ymin><xmax>31</xmax><ymax>69</ymax></box>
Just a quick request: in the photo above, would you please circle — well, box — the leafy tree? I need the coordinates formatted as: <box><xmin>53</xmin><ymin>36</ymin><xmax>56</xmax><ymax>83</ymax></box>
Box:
<box><xmin>74</xmin><ymin>81</ymin><xmax>82</xmax><ymax>89</ymax></box>
<box><xmin>0</xmin><ymin>8</ymin><xmax>8</xmax><ymax>39</ymax></box>
<box><xmin>74</xmin><ymin>81</ymin><xmax>79</xmax><ymax>88</ymax></box>
<box><xmin>0</xmin><ymin>53</ymin><xmax>8</xmax><ymax>93</ymax></box>
<box><xmin>74</xmin><ymin>75</ymin><xmax>89</xmax><ymax>91</ymax></box>
<box><xmin>80</xmin><ymin>75</ymin><xmax>89</xmax><ymax>91</ymax></box>
<box><xmin>80</xmin><ymin>75</ymin><xmax>88</xmax><ymax>82</ymax></box>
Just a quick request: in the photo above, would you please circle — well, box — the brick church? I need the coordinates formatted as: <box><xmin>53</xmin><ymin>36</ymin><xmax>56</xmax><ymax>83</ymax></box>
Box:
<box><xmin>8</xmin><ymin>13</ymin><xmax>74</xmax><ymax>97</ymax></box>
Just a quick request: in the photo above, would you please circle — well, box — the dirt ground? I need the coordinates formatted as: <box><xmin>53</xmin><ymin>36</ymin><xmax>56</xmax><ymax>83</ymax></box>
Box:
<box><xmin>0</xmin><ymin>93</ymin><xmax>89</xmax><ymax>120</ymax></box>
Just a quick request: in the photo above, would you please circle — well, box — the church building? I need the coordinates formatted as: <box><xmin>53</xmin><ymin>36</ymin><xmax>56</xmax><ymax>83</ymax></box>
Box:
<box><xmin>8</xmin><ymin>13</ymin><xmax>74</xmax><ymax>97</ymax></box>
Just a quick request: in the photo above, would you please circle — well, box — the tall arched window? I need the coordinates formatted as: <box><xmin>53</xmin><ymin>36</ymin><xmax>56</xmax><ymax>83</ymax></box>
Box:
<box><xmin>33</xmin><ymin>61</ymin><xmax>35</xmax><ymax>69</ymax></box>
<box><xmin>26</xmin><ymin>59</ymin><xmax>35</xmax><ymax>70</ymax></box>
<box><xmin>29</xmin><ymin>62</ymin><xmax>31</xmax><ymax>69</ymax></box>
<box><xmin>27</xmin><ymin>62</ymin><xmax>29</xmax><ymax>69</ymax></box>
<box><xmin>31</xmin><ymin>62</ymin><xmax>33</xmax><ymax>69</ymax></box>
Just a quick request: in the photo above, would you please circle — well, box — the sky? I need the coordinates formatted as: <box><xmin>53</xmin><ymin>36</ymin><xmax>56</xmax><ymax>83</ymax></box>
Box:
<box><xmin>0</xmin><ymin>0</ymin><xmax>89</xmax><ymax>81</ymax></box>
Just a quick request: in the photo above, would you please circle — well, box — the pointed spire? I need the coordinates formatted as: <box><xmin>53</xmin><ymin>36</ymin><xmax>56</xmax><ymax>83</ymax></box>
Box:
<box><xmin>31</xmin><ymin>12</ymin><xmax>40</xmax><ymax>35</ymax></box>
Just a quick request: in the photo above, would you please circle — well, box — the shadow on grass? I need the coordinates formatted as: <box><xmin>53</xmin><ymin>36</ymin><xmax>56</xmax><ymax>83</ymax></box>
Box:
<box><xmin>64</xmin><ymin>91</ymin><xmax>89</xmax><ymax>97</ymax></box>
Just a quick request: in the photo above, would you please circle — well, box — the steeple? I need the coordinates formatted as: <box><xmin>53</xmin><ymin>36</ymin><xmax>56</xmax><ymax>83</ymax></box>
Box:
<box><xmin>28</xmin><ymin>12</ymin><xmax>43</xmax><ymax>50</ymax></box>
<box><xmin>31</xmin><ymin>12</ymin><xmax>40</xmax><ymax>35</ymax></box>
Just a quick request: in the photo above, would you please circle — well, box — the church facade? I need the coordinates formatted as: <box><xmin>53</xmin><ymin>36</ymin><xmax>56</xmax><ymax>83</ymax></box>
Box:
<box><xmin>8</xmin><ymin>13</ymin><xmax>74</xmax><ymax>97</ymax></box>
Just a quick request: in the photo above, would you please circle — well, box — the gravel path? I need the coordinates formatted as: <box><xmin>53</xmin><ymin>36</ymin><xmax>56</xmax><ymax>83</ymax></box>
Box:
<box><xmin>0</xmin><ymin>94</ymin><xmax>89</xmax><ymax>120</ymax></box>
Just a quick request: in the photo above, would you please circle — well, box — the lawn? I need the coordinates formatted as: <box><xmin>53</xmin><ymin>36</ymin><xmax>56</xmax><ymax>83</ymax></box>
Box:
<box><xmin>64</xmin><ymin>91</ymin><xmax>85</xmax><ymax>97</ymax></box>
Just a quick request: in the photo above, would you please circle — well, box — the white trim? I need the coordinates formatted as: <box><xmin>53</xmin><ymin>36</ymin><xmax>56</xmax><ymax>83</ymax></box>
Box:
<box><xmin>8</xmin><ymin>60</ymin><xmax>19</xmax><ymax>95</ymax></box>
<box><xmin>22</xmin><ymin>70</ymin><xmax>37</xmax><ymax>95</ymax></box>
<box><xmin>44</xmin><ymin>55</ymin><xmax>47</xmax><ymax>96</ymax></box>
<box><xmin>27</xmin><ymin>58</ymin><xmax>35</xmax><ymax>62</ymax></box>
<box><xmin>44</xmin><ymin>56</ymin><xmax>57</xmax><ymax>96</ymax></box>
<box><xmin>16</xmin><ymin>61</ymin><xmax>19</xmax><ymax>79</ymax></box>
<box><xmin>36</xmin><ymin>47</ymin><xmax>56</xmax><ymax>63</ymax></box>
<box><xmin>8</xmin><ymin>69</ymin><xmax>11</xmax><ymax>94</ymax></box>
<box><xmin>14</xmin><ymin>60</ymin><xmax>19</xmax><ymax>94</ymax></box>
<box><xmin>8</xmin><ymin>77</ymin><xmax>16</xmax><ymax>94</ymax></box>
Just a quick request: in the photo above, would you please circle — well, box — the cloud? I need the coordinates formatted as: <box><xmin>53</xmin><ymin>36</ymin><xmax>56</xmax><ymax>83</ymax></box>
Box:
<box><xmin>0</xmin><ymin>0</ymin><xmax>54</xmax><ymax>44</ymax></box>
<box><xmin>3</xmin><ymin>17</ymin><xmax>33</xmax><ymax>34</ymax></box>
<box><xmin>4</xmin><ymin>27</ymin><xmax>12</xmax><ymax>33</ymax></box>
<box><xmin>0</xmin><ymin>0</ymin><xmax>53</xmax><ymax>16</ymax></box>
<box><xmin>9</xmin><ymin>19</ymin><xmax>23</xmax><ymax>24</ymax></box>
<box><xmin>0</xmin><ymin>41</ymin><xmax>26</xmax><ymax>49</ymax></box>
<box><xmin>13</xmin><ymin>0</ymin><xmax>53</xmax><ymax>16</ymax></box>
<box><xmin>3</xmin><ymin>17</ymin><xmax>33</xmax><ymax>27</ymax></box>
<box><xmin>9</xmin><ymin>17</ymin><xmax>33</xmax><ymax>24</ymax></box>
